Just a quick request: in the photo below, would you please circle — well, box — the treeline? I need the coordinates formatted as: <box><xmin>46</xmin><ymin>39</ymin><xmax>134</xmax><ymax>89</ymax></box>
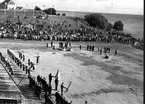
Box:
<box><xmin>34</xmin><ymin>6</ymin><xmax>66</xmax><ymax>16</ymax></box>
<box><xmin>84</xmin><ymin>13</ymin><xmax>124</xmax><ymax>31</ymax></box>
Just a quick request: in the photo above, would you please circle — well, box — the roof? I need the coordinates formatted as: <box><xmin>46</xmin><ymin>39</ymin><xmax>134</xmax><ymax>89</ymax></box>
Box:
<box><xmin>8</xmin><ymin>0</ymin><xmax>15</xmax><ymax>5</ymax></box>
<box><xmin>0</xmin><ymin>0</ymin><xmax>10</xmax><ymax>9</ymax></box>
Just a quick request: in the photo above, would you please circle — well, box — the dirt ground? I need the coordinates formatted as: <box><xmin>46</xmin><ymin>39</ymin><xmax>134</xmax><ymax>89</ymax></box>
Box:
<box><xmin>0</xmin><ymin>39</ymin><xmax>143</xmax><ymax>104</ymax></box>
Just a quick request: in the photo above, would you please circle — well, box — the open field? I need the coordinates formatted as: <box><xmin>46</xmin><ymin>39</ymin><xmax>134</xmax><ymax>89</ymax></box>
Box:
<box><xmin>0</xmin><ymin>39</ymin><xmax>143</xmax><ymax>104</ymax></box>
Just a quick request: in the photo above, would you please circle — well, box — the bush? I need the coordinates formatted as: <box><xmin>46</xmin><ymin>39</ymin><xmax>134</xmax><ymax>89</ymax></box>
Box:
<box><xmin>43</xmin><ymin>8</ymin><xmax>56</xmax><ymax>15</ymax></box>
<box><xmin>62</xmin><ymin>13</ymin><xmax>66</xmax><ymax>16</ymax></box>
<box><xmin>84</xmin><ymin>13</ymin><xmax>108</xmax><ymax>29</ymax></box>
<box><xmin>34</xmin><ymin>6</ymin><xmax>41</xmax><ymax>11</ymax></box>
<box><xmin>113</xmin><ymin>20</ymin><xmax>124</xmax><ymax>31</ymax></box>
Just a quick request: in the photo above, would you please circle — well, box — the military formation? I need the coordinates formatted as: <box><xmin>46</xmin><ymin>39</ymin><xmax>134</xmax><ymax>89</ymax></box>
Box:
<box><xmin>7</xmin><ymin>49</ymin><xmax>35</xmax><ymax>76</ymax></box>
<box><xmin>0</xmin><ymin>51</ymin><xmax>13</xmax><ymax>75</ymax></box>
<box><xmin>4</xmin><ymin>49</ymin><xmax>72</xmax><ymax>104</ymax></box>
<box><xmin>0</xmin><ymin>43</ymin><xmax>119</xmax><ymax>104</ymax></box>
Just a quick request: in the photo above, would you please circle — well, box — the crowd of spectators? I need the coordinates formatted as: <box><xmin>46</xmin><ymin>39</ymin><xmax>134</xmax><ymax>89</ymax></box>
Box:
<box><xmin>0</xmin><ymin>16</ymin><xmax>139</xmax><ymax>45</ymax></box>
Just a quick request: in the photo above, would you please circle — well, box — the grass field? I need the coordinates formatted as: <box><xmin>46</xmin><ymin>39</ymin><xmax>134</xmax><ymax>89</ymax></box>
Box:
<box><xmin>0</xmin><ymin>39</ymin><xmax>143</xmax><ymax>104</ymax></box>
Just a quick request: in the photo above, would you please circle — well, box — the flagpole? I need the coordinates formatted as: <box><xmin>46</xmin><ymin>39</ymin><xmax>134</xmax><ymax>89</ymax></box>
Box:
<box><xmin>5</xmin><ymin>3</ymin><xmax>7</xmax><ymax>17</ymax></box>
<box><xmin>24</xmin><ymin>4</ymin><xmax>27</xmax><ymax>17</ymax></box>
<box><xmin>50</xmin><ymin>5</ymin><xmax>54</xmax><ymax>15</ymax></box>
<box><xmin>14</xmin><ymin>5</ymin><xmax>16</xmax><ymax>18</ymax></box>
<box><xmin>42</xmin><ymin>5</ymin><xmax>45</xmax><ymax>16</ymax></box>
<box><xmin>33</xmin><ymin>6</ymin><xmax>34</xmax><ymax>17</ymax></box>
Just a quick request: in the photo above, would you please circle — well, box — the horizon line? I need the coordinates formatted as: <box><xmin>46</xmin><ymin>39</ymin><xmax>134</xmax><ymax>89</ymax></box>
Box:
<box><xmin>56</xmin><ymin>9</ymin><xmax>143</xmax><ymax>16</ymax></box>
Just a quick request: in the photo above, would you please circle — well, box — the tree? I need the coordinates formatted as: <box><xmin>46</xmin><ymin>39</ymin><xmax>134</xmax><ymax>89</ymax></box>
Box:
<box><xmin>34</xmin><ymin>6</ymin><xmax>41</xmax><ymax>11</ymax></box>
<box><xmin>84</xmin><ymin>13</ymin><xmax>108</xmax><ymax>29</ymax></box>
<box><xmin>57</xmin><ymin>13</ymin><xmax>60</xmax><ymax>16</ymax></box>
<box><xmin>113</xmin><ymin>20</ymin><xmax>124</xmax><ymax>31</ymax></box>
<box><xmin>43</xmin><ymin>8</ymin><xmax>56</xmax><ymax>15</ymax></box>
<box><xmin>62</xmin><ymin>13</ymin><xmax>66</xmax><ymax>16</ymax></box>
<box><xmin>106</xmin><ymin>23</ymin><xmax>113</xmax><ymax>31</ymax></box>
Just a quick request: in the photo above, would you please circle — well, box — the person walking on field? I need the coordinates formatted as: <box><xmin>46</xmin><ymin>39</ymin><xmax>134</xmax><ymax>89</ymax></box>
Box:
<box><xmin>36</xmin><ymin>55</ymin><xmax>40</xmax><ymax>64</ymax></box>
<box><xmin>79</xmin><ymin>44</ymin><xmax>82</xmax><ymax>50</ymax></box>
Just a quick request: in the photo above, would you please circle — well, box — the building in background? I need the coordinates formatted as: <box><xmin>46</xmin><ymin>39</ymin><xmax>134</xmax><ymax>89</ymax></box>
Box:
<box><xmin>7</xmin><ymin>0</ymin><xmax>16</xmax><ymax>10</ymax></box>
<box><xmin>0</xmin><ymin>0</ymin><xmax>10</xmax><ymax>9</ymax></box>
<box><xmin>0</xmin><ymin>0</ymin><xmax>16</xmax><ymax>10</ymax></box>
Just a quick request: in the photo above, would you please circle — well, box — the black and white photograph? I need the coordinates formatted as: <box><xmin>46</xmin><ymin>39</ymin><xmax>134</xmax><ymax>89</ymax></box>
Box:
<box><xmin>0</xmin><ymin>0</ymin><xmax>143</xmax><ymax>104</ymax></box>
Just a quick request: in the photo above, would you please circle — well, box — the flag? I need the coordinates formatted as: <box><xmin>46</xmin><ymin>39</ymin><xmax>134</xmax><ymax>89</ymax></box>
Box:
<box><xmin>55</xmin><ymin>70</ymin><xmax>60</xmax><ymax>80</ymax></box>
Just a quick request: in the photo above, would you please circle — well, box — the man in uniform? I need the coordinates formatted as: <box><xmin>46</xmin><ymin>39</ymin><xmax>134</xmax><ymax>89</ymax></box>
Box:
<box><xmin>36</xmin><ymin>55</ymin><xmax>40</xmax><ymax>64</ymax></box>
<box><xmin>79</xmin><ymin>44</ymin><xmax>82</xmax><ymax>50</ymax></box>
<box><xmin>115</xmin><ymin>48</ymin><xmax>118</xmax><ymax>55</ymax></box>
<box><xmin>25</xmin><ymin>65</ymin><xmax>28</xmax><ymax>74</ymax></box>
<box><xmin>46</xmin><ymin>43</ymin><xmax>48</xmax><ymax>48</ymax></box>
<box><xmin>22</xmin><ymin>64</ymin><xmax>25</xmax><ymax>71</ymax></box>
<box><xmin>100</xmin><ymin>49</ymin><xmax>102</xmax><ymax>55</ymax></box>
<box><xmin>22</xmin><ymin>55</ymin><xmax>25</xmax><ymax>61</ymax></box>
<box><xmin>60</xmin><ymin>82</ymin><xmax>67</xmax><ymax>95</ymax></box>
<box><xmin>51</xmin><ymin>41</ymin><xmax>53</xmax><ymax>48</ymax></box>
<box><xmin>87</xmin><ymin>45</ymin><xmax>89</xmax><ymax>50</ymax></box>
<box><xmin>55</xmin><ymin>77</ymin><xmax>59</xmax><ymax>91</ymax></box>
<box><xmin>48</xmin><ymin>84</ymin><xmax>52</xmax><ymax>98</ymax></box>
<box><xmin>92</xmin><ymin>45</ymin><xmax>94</xmax><ymax>51</ymax></box>
<box><xmin>28</xmin><ymin>59</ymin><xmax>30</xmax><ymax>66</ymax></box>
<box><xmin>48</xmin><ymin>73</ymin><xmax>54</xmax><ymax>85</ymax></box>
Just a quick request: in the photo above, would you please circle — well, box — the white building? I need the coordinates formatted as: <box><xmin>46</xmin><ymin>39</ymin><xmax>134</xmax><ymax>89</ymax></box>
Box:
<box><xmin>7</xmin><ymin>0</ymin><xmax>16</xmax><ymax>10</ymax></box>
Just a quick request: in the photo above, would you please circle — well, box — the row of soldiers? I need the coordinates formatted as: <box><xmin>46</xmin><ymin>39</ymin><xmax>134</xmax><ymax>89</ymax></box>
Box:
<box><xmin>7</xmin><ymin>49</ymin><xmax>36</xmax><ymax>76</ymax></box>
<box><xmin>59</xmin><ymin>41</ymin><xmax>71</xmax><ymax>49</ymax></box>
<box><xmin>28</xmin><ymin>74</ymin><xmax>72</xmax><ymax>104</ymax></box>
<box><xmin>28</xmin><ymin>75</ymin><xmax>42</xmax><ymax>99</ymax></box>
<box><xmin>86</xmin><ymin>45</ymin><xmax>118</xmax><ymax>55</ymax></box>
<box><xmin>0</xmin><ymin>51</ymin><xmax>13</xmax><ymax>75</ymax></box>
<box><xmin>55</xmin><ymin>91</ymin><xmax>72</xmax><ymax>104</ymax></box>
<box><xmin>86</xmin><ymin>45</ymin><xmax>95</xmax><ymax>51</ymax></box>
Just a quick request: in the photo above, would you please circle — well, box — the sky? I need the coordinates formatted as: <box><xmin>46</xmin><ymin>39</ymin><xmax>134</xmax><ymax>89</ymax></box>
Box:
<box><xmin>0</xmin><ymin>0</ymin><xmax>143</xmax><ymax>15</ymax></box>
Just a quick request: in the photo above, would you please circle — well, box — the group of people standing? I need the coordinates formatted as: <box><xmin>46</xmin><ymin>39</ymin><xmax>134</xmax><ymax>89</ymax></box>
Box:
<box><xmin>7</xmin><ymin>49</ymin><xmax>35</xmax><ymax>76</ymax></box>
<box><xmin>86</xmin><ymin>45</ymin><xmax>95</xmax><ymax>51</ymax></box>
<box><xmin>28</xmin><ymin>72</ymin><xmax>72</xmax><ymax>104</ymax></box>
<box><xmin>0</xmin><ymin>51</ymin><xmax>13</xmax><ymax>75</ymax></box>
